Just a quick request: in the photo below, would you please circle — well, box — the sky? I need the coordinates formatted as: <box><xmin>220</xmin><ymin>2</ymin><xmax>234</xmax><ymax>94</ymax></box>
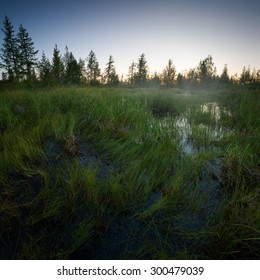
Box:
<box><xmin>1</xmin><ymin>0</ymin><xmax>260</xmax><ymax>78</ymax></box>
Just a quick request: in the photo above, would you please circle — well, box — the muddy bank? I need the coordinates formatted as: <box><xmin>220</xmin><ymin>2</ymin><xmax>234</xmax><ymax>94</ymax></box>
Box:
<box><xmin>43</xmin><ymin>138</ymin><xmax>115</xmax><ymax>179</ymax></box>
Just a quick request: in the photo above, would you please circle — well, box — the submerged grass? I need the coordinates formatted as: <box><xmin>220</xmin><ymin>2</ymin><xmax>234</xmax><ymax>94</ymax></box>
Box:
<box><xmin>0</xmin><ymin>86</ymin><xmax>259</xmax><ymax>259</ymax></box>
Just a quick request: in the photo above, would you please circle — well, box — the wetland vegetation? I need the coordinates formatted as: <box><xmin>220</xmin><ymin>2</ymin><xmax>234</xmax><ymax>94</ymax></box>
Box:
<box><xmin>0</xmin><ymin>16</ymin><xmax>259</xmax><ymax>260</ymax></box>
<box><xmin>0</xmin><ymin>86</ymin><xmax>259</xmax><ymax>259</ymax></box>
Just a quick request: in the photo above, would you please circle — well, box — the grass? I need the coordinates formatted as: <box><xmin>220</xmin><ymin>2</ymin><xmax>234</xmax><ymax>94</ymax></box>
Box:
<box><xmin>0</xmin><ymin>86</ymin><xmax>259</xmax><ymax>259</ymax></box>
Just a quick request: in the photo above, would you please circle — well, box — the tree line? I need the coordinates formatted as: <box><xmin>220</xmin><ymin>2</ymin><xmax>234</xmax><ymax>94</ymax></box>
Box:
<box><xmin>1</xmin><ymin>16</ymin><xmax>260</xmax><ymax>88</ymax></box>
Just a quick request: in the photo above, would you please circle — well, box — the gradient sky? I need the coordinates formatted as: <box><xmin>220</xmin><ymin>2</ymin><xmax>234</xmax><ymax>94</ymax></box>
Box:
<box><xmin>1</xmin><ymin>0</ymin><xmax>259</xmax><ymax>78</ymax></box>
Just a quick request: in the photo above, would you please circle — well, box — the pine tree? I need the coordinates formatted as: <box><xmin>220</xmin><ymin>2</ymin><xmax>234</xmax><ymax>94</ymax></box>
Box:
<box><xmin>16</xmin><ymin>24</ymin><xmax>38</xmax><ymax>81</ymax></box>
<box><xmin>0</xmin><ymin>16</ymin><xmax>19</xmax><ymax>81</ymax></box>
<box><xmin>162</xmin><ymin>59</ymin><xmax>176</xmax><ymax>87</ymax></box>
<box><xmin>86</xmin><ymin>50</ymin><xmax>100</xmax><ymax>85</ymax></box>
<box><xmin>104</xmin><ymin>55</ymin><xmax>119</xmax><ymax>85</ymax></box>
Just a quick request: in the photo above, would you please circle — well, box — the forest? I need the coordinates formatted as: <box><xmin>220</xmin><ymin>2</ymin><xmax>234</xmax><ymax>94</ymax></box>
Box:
<box><xmin>1</xmin><ymin>16</ymin><xmax>260</xmax><ymax>88</ymax></box>
<box><xmin>0</xmin><ymin>17</ymin><xmax>259</xmax><ymax>260</ymax></box>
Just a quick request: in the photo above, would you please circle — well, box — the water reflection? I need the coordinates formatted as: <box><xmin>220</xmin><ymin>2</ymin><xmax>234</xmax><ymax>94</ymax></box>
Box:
<box><xmin>175</xmin><ymin>102</ymin><xmax>233</xmax><ymax>156</ymax></box>
<box><xmin>201</xmin><ymin>102</ymin><xmax>231</xmax><ymax>121</ymax></box>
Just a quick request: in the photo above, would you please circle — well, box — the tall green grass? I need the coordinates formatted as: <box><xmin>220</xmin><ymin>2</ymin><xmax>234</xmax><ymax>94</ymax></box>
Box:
<box><xmin>0</xmin><ymin>87</ymin><xmax>259</xmax><ymax>259</ymax></box>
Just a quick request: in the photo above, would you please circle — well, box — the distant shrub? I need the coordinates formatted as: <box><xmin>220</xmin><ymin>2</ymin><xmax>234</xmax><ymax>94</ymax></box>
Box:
<box><xmin>147</xmin><ymin>92</ymin><xmax>184</xmax><ymax>117</ymax></box>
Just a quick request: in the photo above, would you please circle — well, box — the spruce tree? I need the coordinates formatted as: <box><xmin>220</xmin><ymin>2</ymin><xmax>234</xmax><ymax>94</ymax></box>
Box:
<box><xmin>162</xmin><ymin>59</ymin><xmax>176</xmax><ymax>87</ymax></box>
<box><xmin>63</xmin><ymin>46</ymin><xmax>84</xmax><ymax>84</ymax></box>
<box><xmin>16</xmin><ymin>24</ymin><xmax>38</xmax><ymax>81</ymax></box>
<box><xmin>78</xmin><ymin>58</ymin><xmax>86</xmax><ymax>83</ymax></box>
<box><xmin>176</xmin><ymin>73</ymin><xmax>184</xmax><ymax>88</ymax></box>
<box><xmin>240</xmin><ymin>66</ymin><xmax>252</xmax><ymax>85</ymax></box>
<box><xmin>51</xmin><ymin>44</ymin><xmax>64</xmax><ymax>85</ymax></box>
<box><xmin>0</xmin><ymin>16</ymin><xmax>19</xmax><ymax>81</ymax></box>
<box><xmin>186</xmin><ymin>68</ymin><xmax>199</xmax><ymax>88</ymax></box>
<box><xmin>64</xmin><ymin>51</ymin><xmax>84</xmax><ymax>85</ymax></box>
<box><xmin>86</xmin><ymin>50</ymin><xmax>100</xmax><ymax>85</ymax></box>
<box><xmin>149</xmin><ymin>72</ymin><xmax>161</xmax><ymax>87</ymax></box>
<box><xmin>38</xmin><ymin>51</ymin><xmax>52</xmax><ymax>85</ymax></box>
<box><xmin>198</xmin><ymin>55</ymin><xmax>216</xmax><ymax>85</ymax></box>
<box><xmin>136</xmin><ymin>53</ymin><xmax>148</xmax><ymax>86</ymax></box>
<box><xmin>128</xmin><ymin>62</ymin><xmax>136</xmax><ymax>85</ymax></box>
<box><xmin>220</xmin><ymin>64</ymin><xmax>229</xmax><ymax>85</ymax></box>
